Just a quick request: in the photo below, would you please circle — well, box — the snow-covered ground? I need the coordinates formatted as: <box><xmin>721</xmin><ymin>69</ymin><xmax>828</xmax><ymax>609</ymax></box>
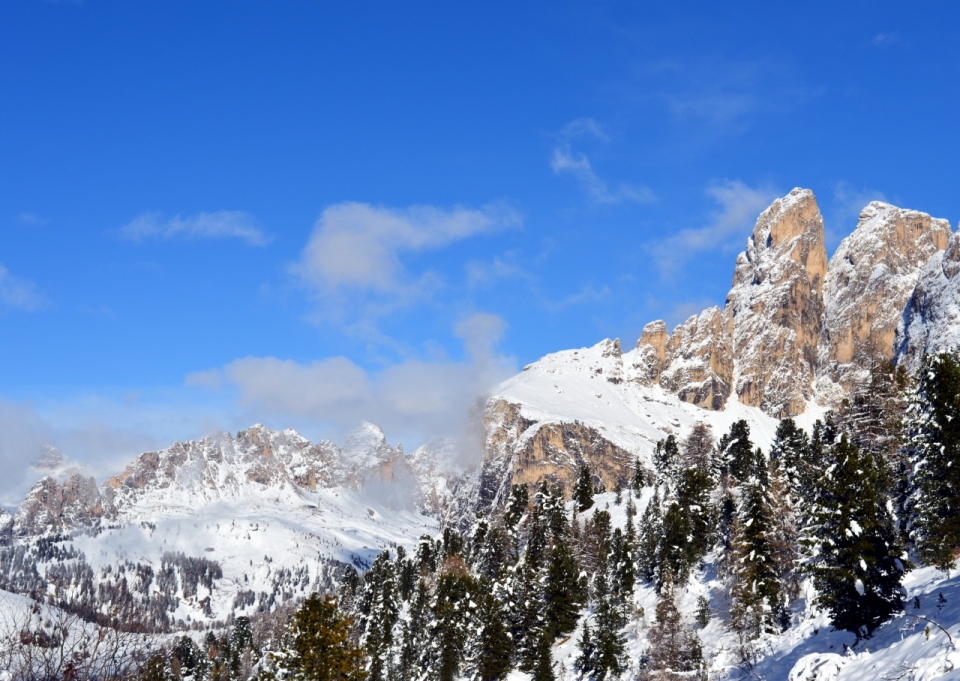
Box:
<box><xmin>492</xmin><ymin>338</ymin><xmax>828</xmax><ymax>463</ymax></box>
<box><xmin>550</xmin><ymin>492</ymin><xmax>960</xmax><ymax>681</ymax></box>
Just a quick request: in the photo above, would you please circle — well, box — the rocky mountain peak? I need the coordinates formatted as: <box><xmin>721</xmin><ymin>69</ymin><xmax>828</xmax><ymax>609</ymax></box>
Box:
<box><xmin>13</xmin><ymin>474</ymin><xmax>103</xmax><ymax>539</ymax></box>
<box><xmin>895</xmin><ymin>229</ymin><xmax>960</xmax><ymax>370</ymax></box>
<box><xmin>817</xmin><ymin>202</ymin><xmax>951</xmax><ymax>399</ymax></box>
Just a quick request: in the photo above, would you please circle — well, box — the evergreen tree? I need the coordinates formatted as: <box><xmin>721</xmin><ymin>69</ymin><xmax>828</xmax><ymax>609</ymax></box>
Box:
<box><xmin>637</xmin><ymin>491</ymin><xmax>663</xmax><ymax>583</ymax></box>
<box><xmin>804</xmin><ymin>435</ymin><xmax>908</xmax><ymax>639</ymax></box>
<box><xmin>654</xmin><ymin>436</ymin><xmax>681</xmax><ymax>485</ymax></box>
<box><xmin>659</xmin><ymin>498</ymin><xmax>693</xmax><ymax>586</ymax></box>
<box><xmin>632</xmin><ymin>456</ymin><xmax>646</xmax><ymax>492</ymax></box>
<box><xmin>642</xmin><ymin>581</ymin><xmax>704</xmax><ymax>681</ymax></box>
<box><xmin>574</xmin><ymin>465</ymin><xmax>596</xmax><ymax>512</ymax></box>
<box><xmin>472</xmin><ymin>581</ymin><xmax>513</xmax><ymax>681</ymax></box>
<box><xmin>909</xmin><ymin>351</ymin><xmax>960</xmax><ymax>571</ymax></box>
<box><xmin>681</xmin><ymin>422</ymin><xmax>714</xmax><ymax>472</ymax></box>
<box><xmin>427</xmin><ymin>564</ymin><xmax>478</xmax><ymax>681</ymax></box>
<box><xmin>591</xmin><ymin>564</ymin><xmax>627</xmax><ymax>681</ymax></box>
<box><xmin>397</xmin><ymin>580</ymin><xmax>430</xmax><ymax>681</ymax></box>
<box><xmin>356</xmin><ymin>552</ymin><xmax>400</xmax><ymax>681</ymax></box>
<box><xmin>717</xmin><ymin>420</ymin><xmax>754</xmax><ymax>482</ymax></box>
<box><xmin>767</xmin><ymin>455</ymin><xmax>801</xmax><ymax>607</ymax></box>
<box><xmin>728</xmin><ymin>474</ymin><xmax>781</xmax><ymax>641</ymax></box>
<box><xmin>610</xmin><ymin>527</ymin><xmax>636</xmax><ymax>604</ymax></box>
<box><xmin>277</xmin><ymin>593</ymin><xmax>367</xmax><ymax>681</ymax></box>
<box><xmin>544</xmin><ymin>534</ymin><xmax>586</xmax><ymax>639</ymax></box>
<box><xmin>574</xmin><ymin>621</ymin><xmax>596</xmax><ymax>678</ymax></box>
<box><xmin>769</xmin><ymin>418</ymin><xmax>809</xmax><ymax>504</ymax></box>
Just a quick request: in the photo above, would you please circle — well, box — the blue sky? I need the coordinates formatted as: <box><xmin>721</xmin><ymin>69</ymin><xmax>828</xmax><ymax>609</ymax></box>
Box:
<box><xmin>2</xmin><ymin>1</ymin><xmax>960</xmax><ymax>501</ymax></box>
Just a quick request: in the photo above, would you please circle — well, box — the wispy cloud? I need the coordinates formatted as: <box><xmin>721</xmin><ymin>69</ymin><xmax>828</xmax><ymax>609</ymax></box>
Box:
<box><xmin>646</xmin><ymin>180</ymin><xmax>780</xmax><ymax>278</ymax></box>
<box><xmin>121</xmin><ymin>210</ymin><xmax>271</xmax><ymax>246</ymax></box>
<box><xmin>550</xmin><ymin>118</ymin><xmax>655</xmax><ymax>204</ymax></box>
<box><xmin>186</xmin><ymin>312</ymin><xmax>516</xmax><ymax>450</ymax></box>
<box><xmin>871</xmin><ymin>32</ymin><xmax>900</xmax><ymax>47</ymax></box>
<box><xmin>18</xmin><ymin>213</ymin><xmax>47</xmax><ymax>226</ymax></box>
<box><xmin>634</xmin><ymin>58</ymin><xmax>821</xmax><ymax>133</ymax></box>
<box><xmin>0</xmin><ymin>264</ymin><xmax>48</xmax><ymax>311</ymax></box>
<box><xmin>465</xmin><ymin>253</ymin><xmax>532</xmax><ymax>288</ymax></box>
<box><xmin>542</xmin><ymin>284</ymin><xmax>611</xmax><ymax>312</ymax></box>
<box><xmin>291</xmin><ymin>201</ymin><xmax>520</xmax><ymax>323</ymax></box>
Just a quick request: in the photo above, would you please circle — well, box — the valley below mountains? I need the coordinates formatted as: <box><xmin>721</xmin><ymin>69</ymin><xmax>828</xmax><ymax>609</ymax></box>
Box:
<box><xmin>8</xmin><ymin>187</ymin><xmax>960</xmax><ymax>681</ymax></box>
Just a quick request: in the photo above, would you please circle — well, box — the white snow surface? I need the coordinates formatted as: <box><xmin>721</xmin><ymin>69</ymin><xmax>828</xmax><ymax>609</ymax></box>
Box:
<box><xmin>492</xmin><ymin>338</ymin><xmax>826</xmax><ymax>464</ymax></box>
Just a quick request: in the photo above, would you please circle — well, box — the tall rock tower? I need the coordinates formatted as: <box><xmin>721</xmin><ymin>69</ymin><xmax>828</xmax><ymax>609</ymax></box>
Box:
<box><xmin>724</xmin><ymin>188</ymin><xmax>828</xmax><ymax>417</ymax></box>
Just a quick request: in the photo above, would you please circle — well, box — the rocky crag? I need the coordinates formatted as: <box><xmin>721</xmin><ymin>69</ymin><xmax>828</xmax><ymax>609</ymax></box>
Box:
<box><xmin>480</xmin><ymin>189</ymin><xmax>956</xmax><ymax>508</ymax></box>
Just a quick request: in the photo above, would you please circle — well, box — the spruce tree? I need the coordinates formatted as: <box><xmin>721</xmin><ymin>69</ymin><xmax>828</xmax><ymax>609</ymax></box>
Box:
<box><xmin>717</xmin><ymin>420</ymin><xmax>753</xmax><ymax>482</ymax></box>
<box><xmin>909</xmin><ymin>351</ymin><xmax>960</xmax><ymax>572</ymax></box>
<box><xmin>472</xmin><ymin>581</ymin><xmax>513</xmax><ymax>681</ymax></box>
<box><xmin>769</xmin><ymin>418</ymin><xmax>809</xmax><ymax>504</ymax></box>
<box><xmin>591</xmin><ymin>563</ymin><xmax>627</xmax><ymax>681</ymax></box>
<box><xmin>427</xmin><ymin>566</ymin><xmax>478</xmax><ymax>681</ymax></box>
<box><xmin>637</xmin><ymin>491</ymin><xmax>663</xmax><ymax>583</ymax></box>
<box><xmin>804</xmin><ymin>435</ymin><xmax>908</xmax><ymax>639</ymax></box>
<box><xmin>632</xmin><ymin>456</ymin><xmax>646</xmax><ymax>492</ymax></box>
<box><xmin>398</xmin><ymin>580</ymin><xmax>430</xmax><ymax>681</ymax></box>
<box><xmin>574</xmin><ymin>465</ymin><xmax>596</xmax><ymax>512</ymax></box>
<box><xmin>654</xmin><ymin>435</ymin><xmax>681</xmax><ymax>485</ymax></box>
<box><xmin>643</xmin><ymin>581</ymin><xmax>704</xmax><ymax>681</ymax></box>
<box><xmin>728</xmin><ymin>474</ymin><xmax>781</xmax><ymax>641</ymax></box>
<box><xmin>277</xmin><ymin>593</ymin><xmax>367</xmax><ymax>681</ymax></box>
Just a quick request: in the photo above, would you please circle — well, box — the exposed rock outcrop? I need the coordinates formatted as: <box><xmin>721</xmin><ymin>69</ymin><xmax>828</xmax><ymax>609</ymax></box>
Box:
<box><xmin>658</xmin><ymin>307</ymin><xmax>733</xmax><ymax>410</ymax></box>
<box><xmin>895</xmin><ymin>231</ymin><xmax>960</xmax><ymax>369</ymax></box>
<box><xmin>724</xmin><ymin>188</ymin><xmax>828</xmax><ymax>417</ymax></box>
<box><xmin>478</xmin><ymin>398</ymin><xmax>636</xmax><ymax>514</ymax></box>
<box><xmin>817</xmin><ymin>202</ymin><xmax>950</xmax><ymax>399</ymax></box>
<box><xmin>13</xmin><ymin>474</ymin><xmax>103</xmax><ymax>538</ymax></box>
<box><xmin>0</xmin><ymin>508</ymin><xmax>13</xmax><ymax>546</ymax></box>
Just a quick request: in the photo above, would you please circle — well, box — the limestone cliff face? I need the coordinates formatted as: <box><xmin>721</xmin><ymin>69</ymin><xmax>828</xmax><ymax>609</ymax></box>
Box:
<box><xmin>13</xmin><ymin>474</ymin><xmax>103</xmax><ymax>538</ymax></box>
<box><xmin>478</xmin><ymin>398</ymin><xmax>636</xmax><ymax>514</ymax></box>
<box><xmin>636</xmin><ymin>188</ymin><xmax>828</xmax><ymax>417</ymax></box>
<box><xmin>817</xmin><ymin>202</ymin><xmax>951</xmax><ymax>399</ymax></box>
<box><xmin>658</xmin><ymin>307</ymin><xmax>733</xmax><ymax>410</ymax></box>
<box><xmin>895</xmin><ymin>231</ymin><xmax>960</xmax><ymax>370</ymax></box>
<box><xmin>724</xmin><ymin>188</ymin><xmax>828</xmax><ymax>417</ymax></box>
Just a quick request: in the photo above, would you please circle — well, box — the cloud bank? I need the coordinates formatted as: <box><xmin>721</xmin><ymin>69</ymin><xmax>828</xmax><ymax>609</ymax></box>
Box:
<box><xmin>187</xmin><ymin>312</ymin><xmax>516</xmax><ymax>449</ymax></box>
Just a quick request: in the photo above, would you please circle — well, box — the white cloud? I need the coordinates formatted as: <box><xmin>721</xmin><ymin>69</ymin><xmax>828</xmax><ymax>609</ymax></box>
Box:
<box><xmin>121</xmin><ymin>211</ymin><xmax>270</xmax><ymax>246</ymax></box>
<box><xmin>0</xmin><ymin>264</ymin><xmax>47</xmax><ymax>311</ymax></box>
<box><xmin>550</xmin><ymin>119</ymin><xmax>655</xmax><ymax>204</ymax></box>
<box><xmin>187</xmin><ymin>313</ymin><xmax>516</xmax><ymax>450</ymax></box>
<box><xmin>646</xmin><ymin>180</ymin><xmax>780</xmax><ymax>278</ymax></box>
<box><xmin>291</xmin><ymin>202</ymin><xmax>520</xmax><ymax>323</ymax></box>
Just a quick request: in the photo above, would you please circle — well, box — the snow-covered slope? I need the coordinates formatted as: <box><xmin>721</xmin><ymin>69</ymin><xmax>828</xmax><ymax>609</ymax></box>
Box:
<box><xmin>478</xmin><ymin>337</ymin><xmax>826</xmax><ymax>513</ymax></box>
<box><xmin>563</xmin><ymin>492</ymin><xmax>960</xmax><ymax>681</ymax></box>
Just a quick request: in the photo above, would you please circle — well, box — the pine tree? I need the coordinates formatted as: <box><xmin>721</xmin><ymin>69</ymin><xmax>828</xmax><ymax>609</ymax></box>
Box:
<box><xmin>804</xmin><ymin>435</ymin><xmax>908</xmax><ymax>639</ymax></box>
<box><xmin>637</xmin><ymin>490</ymin><xmax>663</xmax><ymax>583</ymax></box>
<box><xmin>769</xmin><ymin>418</ymin><xmax>809</xmax><ymax>505</ymax></box>
<box><xmin>654</xmin><ymin>436</ymin><xmax>681</xmax><ymax>485</ymax></box>
<box><xmin>574</xmin><ymin>621</ymin><xmax>596</xmax><ymax>678</ymax></box>
<box><xmin>505</xmin><ymin>484</ymin><xmax>530</xmax><ymax>532</ymax></box>
<box><xmin>591</xmin><ymin>563</ymin><xmax>627</xmax><ymax>681</ymax></box>
<box><xmin>472</xmin><ymin>580</ymin><xmax>513</xmax><ymax>681</ymax></box>
<box><xmin>659</xmin><ymin>498</ymin><xmax>692</xmax><ymax>587</ymax></box>
<box><xmin>643</xmin><ymin>581</ymin><xmax>704</xmax><ymax>681</ymax></box>
<box><xmin>544</xmin><ymin>534</ymin><xmax>585</xmax><ymax>639</ymax></box>
<box><xmin>632</xmin><ymin>456</ymin><xmax>646</xmax><ymax>492</ymax></box>
<box><xmin>610</xmin><ymin>527</ymin><xmax>636</xmax><ymax>605</ymax></box>
<box><xmin>277</xmin><ymin>593</ymin><xmax>367</xmax><ymax>681</ymax></box>
<box><xmin>356</xmin><ymin>552</ymin><xmax>400</xmax><ymax>681</ymax></box>
<box><xmin>574</xmin><ymin>465</ymin><xmax>596</xmax><ymax>512</ymax></box>
<box><xmin>727</xmin><ymin>474</ymin><xmax>781</xmax><ymax>641</ymax></box>
<box><xmin>397</xmin><ymin>580</ymin><xmax>430</xmax><ymax>681</ymax></box>
<box><xmin>909</xmin><ymin>351</ymin><xmax>960</xmax><ymax>572</ymax></box>
<box><xmin>717</xmin><ymin>420</ymin><xmax>754</xmax><ymax>482</ymax></box>
<box><xmin>427</xmin><ymin>563</ymin><xmax>478</xmax><ymax>681</ymax></box>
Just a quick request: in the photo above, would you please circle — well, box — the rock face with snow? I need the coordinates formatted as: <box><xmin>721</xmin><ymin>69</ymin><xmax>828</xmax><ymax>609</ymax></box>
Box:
<box><xmin>0</xmin><ymin>508</ymin><xmax>13</xmax><ymax>546</ymax></box>
<box><xmin>895</xmin><ymin>230</ymin><xmax>960</xmax><ymax>369</ymax></box>
<box><xmin>724</xmin><ymin>188</ymin><xmax>828</xmax><ymax>417</ymax></box>
<box><xmin>637</xmin><ymin>308</ymin><xmax>733</xmax><ymax>410</ymax></box>
<box><xmin>817</xmin><ymin>202</ymin><xmax>950</xmax><ymax>398</ymax></box>
<box><xmin>13</xmin><ymin>474</ymin><xmax>104</xmax><ymax>538</ymax></box>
